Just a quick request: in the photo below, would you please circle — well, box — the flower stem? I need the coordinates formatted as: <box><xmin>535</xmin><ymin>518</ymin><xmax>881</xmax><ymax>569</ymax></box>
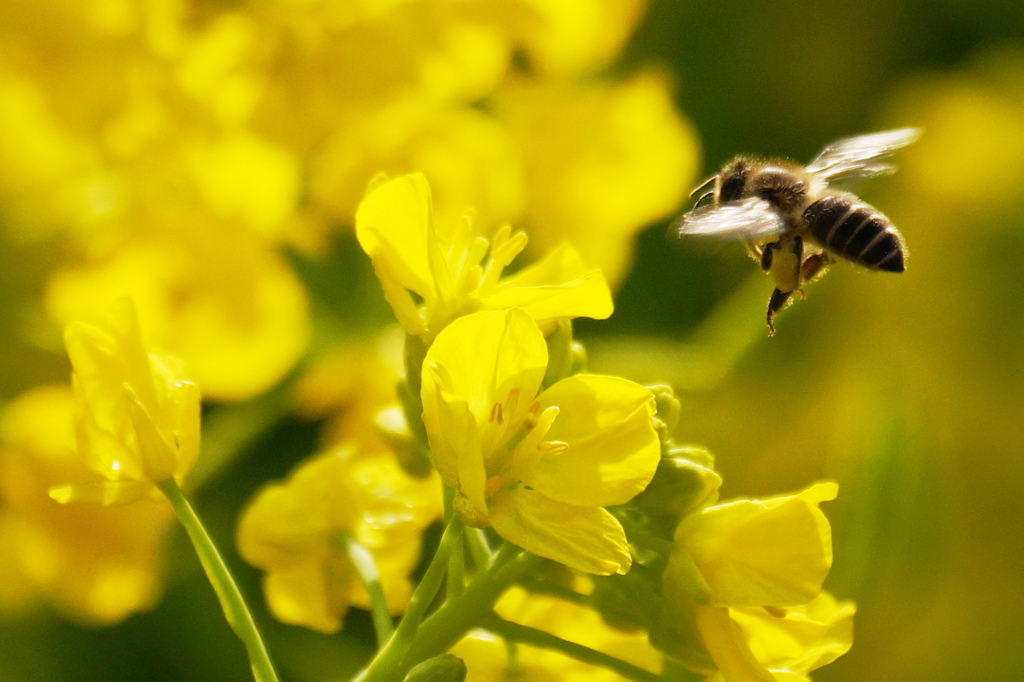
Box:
<box><xmin>356</xmin><ymin>517</ymin><xmax>463</xmax><ymax>682</ymax></box>
<box><xmin>397</xmin><ymin>516</ymin><xmax>463</xmax><ymax>641</ymax></box>
<box><xmin>465</xmin><ymin>527</ymin><xmax>492</xmax><ymax>570</ymax></box>
<box><xmin>397</xmin><ymin>544</ymin><xmax>538</xmax><ymax>673</ymax></box>
<box><xmin>480</xmin><ymin>614</ymin><xmax>662</xmax><ymax>682</ymax></box>
<box><xmin>344</xmin><ymin>536</ymin><xmax>395</xmax><ymax>646</ymax></box>
<box><xmin>446</xmin><ymin>534</ymin><xmax>465</xmax><ymax>597</ymax></box>
<box><xmin>358</xmin><ymin>540</ymin><xmax>537</xmax><ymax>682</ymax></box>
<box><xmin>157</xmin><ymin>479</ymin><xmax>279</xmax><ymax>682</ymax></box>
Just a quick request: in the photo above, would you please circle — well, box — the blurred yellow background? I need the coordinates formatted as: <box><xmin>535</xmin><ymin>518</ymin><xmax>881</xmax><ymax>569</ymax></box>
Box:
<box><xmin>2</xmin><ymin>1</ymin><xmax>1023</xmax><ymax>680</ymax></box>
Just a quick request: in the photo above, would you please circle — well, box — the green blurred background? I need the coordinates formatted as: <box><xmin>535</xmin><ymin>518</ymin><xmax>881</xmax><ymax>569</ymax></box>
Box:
<box><xmin>3</xmin><ymin>0</ymin><xmax>1024</xmax><ymax>680</ymax></box>
<box><xmin>609</xmin><ymin>2</ymin><xmax>1024</xmax><ymax>681</ymax></box>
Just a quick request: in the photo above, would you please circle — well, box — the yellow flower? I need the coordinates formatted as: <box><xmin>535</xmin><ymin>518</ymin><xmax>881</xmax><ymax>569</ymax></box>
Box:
<box><xmin>491</xmin><ymin>0</ymin><xmax>648</xmax><ymax>78</ymax></box>
<box><xmin>310</xmin><ymin>103</ymin><xmax>525</xmax><ymax>240</ymax></box>
<box><xmin>45</xmin><ymin>227</ymin><xmax>310</xmax><ymax>402</ymax></box>
<box><xmin>237</xmin><ymin>446</ymin><xmax>442</xmax><ymax>633</ymax></box>
<box><xmin>0</xmin><ymin>385</ymin><xmax>173</xmax><ymax>624</ymax></box>
<box><xmin>420</xmin><ymin>308</ymin><xmax>660</xmax><ymax>575</ymax></box>
<box><xmin>355</xmin><ymin>173</ymin><xmax>613</xmax><ymax>341</ymax></box>
<box><xmin>185</xmin><ymin>132</ymin><xmax>300</xmax><ymax>240</ymax></box>
<box><xmin>452</xmin><ymin>584</ymin><xmax>663</xmax><ymax>681</ymax></box>
<box><xmin>717</xmin><ymin>592</ymin><xmax>855</xmax><ymax>682</ymax></box>
<box><xmin>661</xmin><ymin>483</ymin><xmax>847</xmax><ymax>681</ymax></box>
<box><xmin>49</xmin><ymin>299</ymin><xmax>200</xmax><ymax>506</ymax></box>
<box><xmin>499</xmin><ymin>71</ymin><xmax>700</xmax><ymax>286</ymax></box>
<box><xmin>678</xmin><ymin>482</ymin><xmax>837</xmax><ymax>608</ymax></box>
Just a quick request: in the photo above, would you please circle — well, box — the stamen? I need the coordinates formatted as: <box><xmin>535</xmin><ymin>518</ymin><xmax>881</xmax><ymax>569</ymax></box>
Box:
<box><xmin>521</xmin><ymin>405</ymin><xmax>560</xmax><ymax>459</ymax></box>
<box><xmin>490</xmin><ymin>224</ymin><xmax>512</xmax><ymax>253</ymax></box>
<box><xmin>537</xmin><ymin>440</ymin><xmax>569</xmax><ymax>455</ymax></box>
<box><xmin>504</xmin><ymin>387</ymin><xmax>521</xmax><ymax>419</ymax></box>
<box><xmin>489</xmin><ymin>401</ymin><xmax>503</xmax><ymax>424</ymax></box>
<box><xmin>479</xmin><ymin>226</ymin><xmax>528</xmax><ymax>293</ymax></box>
<box><xmin>466</xmin><ymin>236</ymin><xmax>490</xmax><ymax>269</ymax></box>
<box><xmin>494</xmin><ymin>230</ymin><xmax>528</xmax><ymax>267</ymax></box>
<box><xmin>484</xmin><ymin>475</ymin><xmax>504</xmax><ymax>497</ymax></box>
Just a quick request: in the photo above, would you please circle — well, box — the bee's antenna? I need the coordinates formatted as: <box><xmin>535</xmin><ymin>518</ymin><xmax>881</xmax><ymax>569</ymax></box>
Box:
<box><xmin>688</xmin><ymin>173</ymin><xmax>717</xmax><ymax>198</ymax></box>
<box><xmin>692</xmin><ymin>189</ymin><xmax>715</xmax><ymax>210</ymax></box>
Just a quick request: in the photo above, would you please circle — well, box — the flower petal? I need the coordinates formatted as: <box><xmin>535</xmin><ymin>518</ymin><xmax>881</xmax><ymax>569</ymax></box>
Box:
<box><xmin>355</xmin><ymin>173</ymin><xmax>436</xmax><ymax>299</ymax></box>
<box><xmin>695</xmin><ymin>606</ymin><xmax>775</xmax><ymax>682</ymax></box>
<box><xmin>49</xmin><ymin>480</ymin><xmax>153</xmax><ymax>506</ymax></box>
<box><xmin>731</xmin><ymin>592</ymin><xmax>856</xmax><ymax>677</ymax></box>
<box><xmin>489</xmin><ymin>487</ymin><xmax>631</xmax><ymax>575</ymax></box>
<box><xmin>483</xmin><ymin>243</ymin><xmax>614</xmax><ymax>327</ymax></box>
<box><xmin>262</xmin><ymin>555</ymin><xmax>354</xmax><ymax>634</ymax></box>
<box><xmin>123</xmin><ymin>384</ymin><xmax>177</xmax><ymax>483</ymax></box>
<box><xmin>527</xmin><ymin>374</ymin><xmax>659</xmax><ymax>507</ymax></box>
<box><xmin>680</xmin><ymin>483</ymin><xmax>837</xmax><ymax>607</ymax></box>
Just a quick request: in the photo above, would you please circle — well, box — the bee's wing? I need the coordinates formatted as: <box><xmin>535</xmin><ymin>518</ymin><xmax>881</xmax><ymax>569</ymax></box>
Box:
<box><xmin>806</xmin><ymin>127</ymin><xmax>921</xmax><ymax>183</ymax></box>
<box><xmin>672</xmin><ymin>197</ymin><xmax>786</xmax><ymax>241</ymax></box>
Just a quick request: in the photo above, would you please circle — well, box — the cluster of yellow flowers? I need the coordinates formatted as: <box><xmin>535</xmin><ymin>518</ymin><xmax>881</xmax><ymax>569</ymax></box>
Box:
<box><xmin>0</xmin><ymin>0</ymin><xmax>697</xmax><ymax>401</ymax></box>
<box><xmin>15</xmin><ymin>171</ymin><xmax>850</xmax><ymax>681</ymax></box>
<box><xmin>0</xmin><ymin>0</ymin><xmax>693</xmax><ymax>624</ymax></box>
<box><xmin>0</xmin><ymin>2</ymin><xmax>855</xmax><ymax>681</ymax></box>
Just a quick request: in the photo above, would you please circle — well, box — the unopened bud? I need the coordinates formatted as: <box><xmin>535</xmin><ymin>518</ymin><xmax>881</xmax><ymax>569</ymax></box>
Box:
<box><xmin>403</xmin><ymin>654</ymin><xmax>467</xmax><ymax>682</ymax></box>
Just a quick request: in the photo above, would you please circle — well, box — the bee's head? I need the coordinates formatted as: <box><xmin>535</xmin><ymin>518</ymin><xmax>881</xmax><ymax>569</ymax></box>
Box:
<box><xmin>718</xmin><ymin>158</ymin><xmax>752</xmax><ymax>203</ymax></box>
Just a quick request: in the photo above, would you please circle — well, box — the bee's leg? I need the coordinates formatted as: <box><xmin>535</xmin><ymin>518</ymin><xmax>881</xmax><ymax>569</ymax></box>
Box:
<box><xmin>765</xmin><ymin>236</ymin><xmax>801</xmax><ymax>335</ymax></box>
<box><xmin>766</xmin><ymin>288</ymin><xmax>792</xmax><ymax>336</ymax></box>
<box><xmin>801</xmin><ymin>252</ymin><xmax>832</xmax><ymax>281</ymax></box>
<box><xmin>745</xmin><ymin>238</ymin><xmax>767</xmax><ymax>266</ymax></box>
<box><xmin>756</xmin><ymin>240</ymin><xmax>777</xmax><ymax>270</ymax></box>
<box><xmin>796</xmin><ymin>252</ymin><xmax>833</xmax><ymax>299</ymax></box>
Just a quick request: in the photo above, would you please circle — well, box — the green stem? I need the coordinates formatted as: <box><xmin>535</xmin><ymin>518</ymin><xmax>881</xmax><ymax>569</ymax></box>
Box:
<box><xmin>397</xmin><ymin>544</ymin><xmax>538</xmax><ymax>674</ymax></box>
<box><xmin>397</xmin><ymin>517</ymin><xmax>462</xmax><ymax>641</ymax></box>
<box><xmin>344</xmin><ymin>536</ymin><xmax>395</xmax><ymax>646</ymax></box>
<box><xmin>356</xmin><ymin>517</ymin><xmax>463</xmax><ymax>682</ymax></box>
<box><xmin>464</xmin><ymin>528</ymin><xmax>491</xmax><ymax>571</ymax></box>
<box><xmin>517</xmin><ymin>577</ymin><xmax>591</xmax><ymax>607</ymax></box>
<box><xmin>156</xmin><ymin>479</ymin><xmax>279</xmax><ymax>682</ymax></box>
<box><xmin>446</xmin><ymin>534</ymin><xmax>465</xmax><ymax>598</ymax></box>
<box><xmin>358</xmin><ymin>542</ymin><xmax>536</xmax><ymax>682</ymax></box>
<box><xmin>659</xmin><ymin>657</ymin><xmax>705</xmax><ymax>681</ymax></box>
<box><xmin>481</xmin><ymin>615</ymin><xmax>662</xmax><ymax>682</ymax></box>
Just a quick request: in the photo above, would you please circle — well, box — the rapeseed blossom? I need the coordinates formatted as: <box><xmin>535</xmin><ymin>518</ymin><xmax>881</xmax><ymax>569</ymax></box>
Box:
<box><xmin>45</xmin><ymin>228</ymin><xmax>309</xmax><ymax>402</ymax></box>
<box><xmin>498</xmin><ymin>71</ymin><xmax>700</xmax><ymax>284</ymax></box>
<box><xmin>0</xmin><ymin>2</ymin><xmax>863</xmax><ymax>680</ymax></box>
<box><xmin>420</xmin><ymin>308</ymin><xmax>660</xmax><ymax>575</ymax></box>
<box><xmin>714</xmin><ymin>592</ymin><xmax>855</xmax><ymax>682</ymax></box>
<box><xmin>661</xmin><ymin>483</ymin><xmax>850</xmax><ymax>680</ymax></box>
<box><xmin>237</xmin><ymin>446</ymin><xmax>442</xmax><ymax>633</ymax></box>
<box><xmin>0</xmin><ymin>386</ymin><xmax>172</xmax><ymax>624</ymax></box>
<box><xmin>43</xmin><ymin>302</ymin><xmax>279</xmax><ymax>680</ymax></box>
<box><xmin>356</xmin><ymin>173</ymin><xmax>613</xmax><ymax>342</ymax></box>
<box><xmin>49</xmin><ymin>299</ymin><xmax>200</xmax><ymax>506</ymax></box>
<box><xmin>0</xmin><ymin>0</ymin><xmax>697</xmax><ymax>404</ymax></box>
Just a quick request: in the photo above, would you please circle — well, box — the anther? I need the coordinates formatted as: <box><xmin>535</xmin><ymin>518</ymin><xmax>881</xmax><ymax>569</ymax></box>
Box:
<box><xmin>484</xmin><ymin>475</ymin><xmax>504</xmax><ymax>497</ymax></box>
<box><xmin>503</xmin><ymin>388</ymin><xmax>521</xmax><ymax>418</ymax></box>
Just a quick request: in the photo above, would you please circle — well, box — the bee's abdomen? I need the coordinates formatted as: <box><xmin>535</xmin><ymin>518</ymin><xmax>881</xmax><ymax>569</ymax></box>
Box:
<box><xmin>803</xmin><ymin>195</ymin><xmax>906</xmax><ymax>272</ymax></box>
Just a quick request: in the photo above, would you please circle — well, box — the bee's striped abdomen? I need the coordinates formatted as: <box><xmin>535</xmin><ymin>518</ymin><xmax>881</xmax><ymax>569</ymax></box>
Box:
<box><xmin>803</xmin><ymin>195</ymin><xmax>906</xmax><ymax>272</ymax></box>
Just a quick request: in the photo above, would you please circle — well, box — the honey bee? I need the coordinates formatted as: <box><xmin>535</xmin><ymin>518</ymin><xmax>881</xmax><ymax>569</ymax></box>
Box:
<box><xmin>673</xmin><ymin>128</ymin><xmax>921</xmax><ymax>335</ymax></box>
